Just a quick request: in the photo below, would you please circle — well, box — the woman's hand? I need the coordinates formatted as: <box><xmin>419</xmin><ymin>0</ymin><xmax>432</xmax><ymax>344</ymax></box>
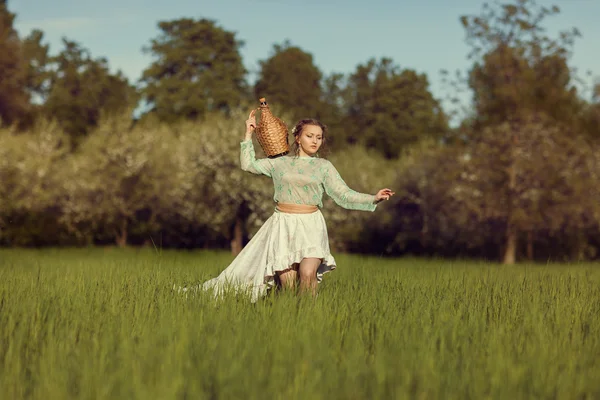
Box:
<box><xmin>244</xmin><ymin>109</ymin><xmax>257</xmax><ymax>140</ymax></box>
<box><xmin>374</xmin><ymin>188</ymin><xmax>395</xmax><ymax>204</ymax></box>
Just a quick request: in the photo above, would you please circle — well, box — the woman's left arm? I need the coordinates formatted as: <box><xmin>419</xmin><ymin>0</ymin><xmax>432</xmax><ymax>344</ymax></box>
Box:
<box><xmin>322</xmin><ymin>160</ymin><xmax>379</xmax><ymax>211</ymax></box>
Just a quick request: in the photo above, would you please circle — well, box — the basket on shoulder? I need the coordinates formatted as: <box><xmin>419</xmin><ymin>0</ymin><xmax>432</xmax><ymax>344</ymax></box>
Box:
<box><xmin>255</xmin><ymin>98</ymin><xmax>290</xmax><ymax>158</ymax></box>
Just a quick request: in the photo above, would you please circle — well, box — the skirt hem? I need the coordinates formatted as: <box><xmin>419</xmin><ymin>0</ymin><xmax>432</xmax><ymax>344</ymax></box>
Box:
<box><xmin>198</xmin><ymin>209</ymin><xmax>336</xmax><ymax>302</ymax></box>
<box><xmin>264</xmin><ymin>245</ymin><xmax>337</xmax><ymax>289</ymax></box>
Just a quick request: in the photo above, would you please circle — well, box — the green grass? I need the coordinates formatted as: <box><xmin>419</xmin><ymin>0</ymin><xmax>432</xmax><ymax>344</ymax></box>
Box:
<box><xmin>1</xmin><ymin>248</ymin><xmax>599</xmax><ymax>399</ymax></box>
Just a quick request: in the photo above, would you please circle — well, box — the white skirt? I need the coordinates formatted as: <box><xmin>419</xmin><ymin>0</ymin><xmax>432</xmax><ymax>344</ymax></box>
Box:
<box><xmin>201</xmin><ymin>208</ymin><xmax>336</xmax><ymax>302</ymax></box>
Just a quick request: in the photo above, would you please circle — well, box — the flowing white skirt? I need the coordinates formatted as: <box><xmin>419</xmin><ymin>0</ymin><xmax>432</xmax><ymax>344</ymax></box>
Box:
<box><xmin>201</xmin><ymin>208</ymin><xmax>336</xmax><ymax>302</ymax></box>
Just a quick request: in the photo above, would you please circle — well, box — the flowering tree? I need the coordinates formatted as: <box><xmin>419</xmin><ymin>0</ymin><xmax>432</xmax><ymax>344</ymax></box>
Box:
<box><xmin>0</xmin><ymin>121</ymin><xmax>68</xmax><ymax>244</ymax></box>
<box><xmin>175</xmin><ymin>111</ymin><xmax>274</xmax><ymax>254</ymax></box>
<box><xmin>56</xmin><ymin>113</ymin><xmax>179</xmax><ymax>246</ymax></box>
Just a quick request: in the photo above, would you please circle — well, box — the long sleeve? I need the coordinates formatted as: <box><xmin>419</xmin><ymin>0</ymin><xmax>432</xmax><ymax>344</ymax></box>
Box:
<box><xmin>322</xmin><ymin>160</ymin><xmax>377</xmax><ymax>212</ymax></box>
<box><xmin>240</xmin><ymin>139</ymin><xmax>273</xmax><ymax>177</ymax></box>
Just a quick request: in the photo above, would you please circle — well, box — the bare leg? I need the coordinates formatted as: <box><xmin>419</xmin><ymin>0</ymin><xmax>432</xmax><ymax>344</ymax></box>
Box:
<box><xmin>298</xmin><ymin>258</ymin><xmax>322</xmax><ymax>297</ymax></box>
<box><xmin>277</xmin><ymin>263</ymin><xmax>298</xmax><ymax>291</ymax></box>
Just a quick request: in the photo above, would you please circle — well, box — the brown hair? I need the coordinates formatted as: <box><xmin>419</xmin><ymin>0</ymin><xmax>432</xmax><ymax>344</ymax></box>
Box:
<box><xmin>290</xmin><ymin>119</ymin><xmax>329</xmax><ymax>158</ymax></box>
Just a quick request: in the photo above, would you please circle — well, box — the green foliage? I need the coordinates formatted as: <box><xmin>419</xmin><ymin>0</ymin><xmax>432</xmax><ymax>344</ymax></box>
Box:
<box><xmin>581</xmin><ymin>103</ymin><xmax>600</xmax><ymax>139</ymax></box>
<box><xmin>457</xmin><ymin>116</ymin><xmax>599</xmax><ymax>254</ymax></box>
<box><xmin>1</xmin><ymin>249</ymin><xmax>600</xmax><ymax>398</ymax></box>
<box><xmin>580</xmin><ymin>84</ymin><xmax>600</xmax><ymax>138</ymax></box>
<box><xmin>42</xmin><ymin>39</ymin><xmax>137</xmax><ymax>145</ymax></box>
<box><xmin>0</xmin><ymin>2</ymin><xmax>29</xmax><ymax>125</ymax></box>
<box><xmin>140</xmin><ymin>18</ymin><xmax>248</xmax><ymax>123</ymax></box>
<box><xmin>1</xmin><ymin>0</ymin><xmax>599</xmax><ymax>261</ymax></box>
<box><xmin>457</xmin><ymin>0</ymin><xmax>583</xmax><ymax>129</ymax></box>
<box><xmin>0</xmin><ymin>120</ymin><xmax>69</xmax><ymax>245</ymax></box>
<box><xmin>344</xmin><ymin>58</ymin><xmax>449</xmax><ymax>159</ymax></box>
<box><xmin>460</xmin><ymin>0</ymin><xmax>578</xmax><ymax>61</ymax></box>
<box><xmin>168</xmin><ymin>110</ymin><xmax>274</xmax><ymax>245</ymax></box>
<box><xmin>56</xmin><ymin>112</ymin><xmax>178</xmax><ymax>246</ymax></box>
<box><xmin>388</xmin><ymin>114</ymin><xmax>600</xmax><ymax>261</ymax></box>
<box><xmin>442</xmin><ymin>0</ymin><xmax>595</xmax><ymax>263</ymax></box>
<box><xmin>254</xmin><ymin>41</ymin><xmax>323</xmax><ymax>123</ymax></box>
<box><xmin>17</xmin><ymin>109</ymin><xmax>276</xmax><ymax>248</ymax></box>
<box><xmin>319</xmin><ymin>72</ymin><xmax>347</xmax><ymax>149</ymax></box>
<box><xmin>21</xmin><ymin>29</ymin><xmax>51</xmax><ymax>101</ymax></box>
<box><xmin>0</xmin><ymin>4</ymin><xmax>136</xmax><ymax>135</ymax></box>
<box><xmin>2</xmin><ymin>109</ymin><xmax>600</xmax><ymax>261</ymax></box>
<box><xmin>389</xmin><ymin>139</ymin><xmax>470</xmax><ymax>254</ymax></box>
<box><xmin>469</xmin><ymin>44</ymin><xmax>581</xmax><ymax>128</ymax></box>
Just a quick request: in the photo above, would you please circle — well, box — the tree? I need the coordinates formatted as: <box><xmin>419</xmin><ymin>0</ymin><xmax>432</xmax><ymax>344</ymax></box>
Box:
<box><xmin>442</xmin><ymin>1</ymin><xmax>583</xmax><ymax>125</ymax></box>
<box><xmin>458</xmin><ymin>0</ymin><xmax>580</xmax><ymax>121</ymax></box>
<box><xmin>254</xmin><ymin>41</ymin><xmax>323</xmax><ymax>123</ymax></box>
<box><xmin>319</xmin><ymin>72</ymin><xmax>347</xmax><ymax>150</ymax></box>
<box><xmin>344</xmin><ymin>58</ymin><xmax>448</xmax><ymax>159</ymax></box>
<box><xmin>455</xmin><ymin>0</ymin><xmax>582</xmax><ymax>264</ymax></box>
<box><xmin>0</xmin><ymin>1</ymin><xmax>29</xmax><ymax>126</ymax></box>
<box><xmin>389</xmin><ymin>140</ymin><xmax>472</xmax><ymax>257</ymax></box>
<box><xmin>386</xmin><ymin>115</ymin><xmax>600</xmax><ymax>262</ymax></box>
<box><xmin>468</xmin><ymin>44</ymin><xmax>580</xmax><ymax>128</ymax></box>
<box><xmin>454</xmin><ymin>114</ymin><xmax>599</xmax><ymax>262</ymax></box>
<box><xmin>177</xmin><ymin>110</ymin><xmax>273</xmax><ymax>255</ymax></box>
<box><xmin>57</xmin><ymin>113</ymin><xmax>177</xmax><ymax>247</ymax></box>
<box><xmin>580</xmin><ymin>82</ymin><xmax>600</xmax><ymax>139</ymax></box>
<box><xmin>19</xmin><ymin>29</ymin><xmax>52</xmax><ymax>127</ymax></box>
<box><xmin>0</xmin><ymin>120</ymin><xmax>68</xmax><ymax>245</ymax></box>
<box><xmin>140</xmin><ymin>18</ymin><xmax>248</xmax><ymax>123</ymax></box>
<box><xmin>21</xmin><ymin>29</ymin><xmax>51</xmax><ymax>101</ymax></box>
<box><xmin>43</xmin><ymin>39</ymin><xmax>137</xmax><ymax>145</ymax></box>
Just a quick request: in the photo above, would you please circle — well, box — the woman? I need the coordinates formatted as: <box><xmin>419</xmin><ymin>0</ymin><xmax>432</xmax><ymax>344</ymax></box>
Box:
<box><xmin>199</xmin><ymin>110</ymin><xmax>394</xmax><ymax>301</ymax></box>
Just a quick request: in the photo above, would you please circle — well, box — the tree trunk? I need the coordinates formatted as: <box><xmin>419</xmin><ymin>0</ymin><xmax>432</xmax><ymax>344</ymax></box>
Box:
<box><xmin>231</xmin><ymin>215</ymin><xmax>243</xmax><ymax>256</ymax></box>
<box><xmin>503</xmin><ymin>133</ymin><xmax>518</xmax><ymax>265</ymax></box>
<box><xmin>115</xmin><ymin>219</ymin><xmax>128</xmax><ymax>248</ymax></box>
<box><xmin>230</xmin><ymin>201</ymin><xmax>250</xmax><ymax>256</ymax></box>
<box><xmin>420</xmin><ymin>208</ymin><xmax>429</xmax><ymax>250</ymax></box>
<box><xmin>503</xmin><ymin>223</ymin><xmax>517</xmax><ymax>265</ymax></box>
<box><xmin>527</xmin><ymin>230</ymin><xmax>534</xmax><ymax>261</ymax></box>
<box><xmin>571</xmin><ymin>230</ymin><xmax>586</xmax><ymax>262</ymax></box>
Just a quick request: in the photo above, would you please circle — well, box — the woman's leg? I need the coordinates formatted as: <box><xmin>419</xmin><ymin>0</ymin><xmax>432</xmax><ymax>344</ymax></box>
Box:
<box><xmin>298</xmin><ymin>258</ymin><xmax>322</xmax><ymax>296</ymax></box>
<box><xmin>277</xmin><ymin>263</ymin><xmax>298</xmax><ymax>290</ymax></box>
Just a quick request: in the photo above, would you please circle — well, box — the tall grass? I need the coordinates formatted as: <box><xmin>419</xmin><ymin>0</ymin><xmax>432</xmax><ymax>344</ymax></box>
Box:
<box><xmin>1</xmin><ymin>248</ymin><xmax>599</xmax><ymax>399</ymax></box>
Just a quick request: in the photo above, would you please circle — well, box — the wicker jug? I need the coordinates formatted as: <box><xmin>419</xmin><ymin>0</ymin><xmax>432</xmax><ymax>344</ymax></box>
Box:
<box><xmin>255</xmin><ymin>98</ymin><xmax>289</xmax><ymax>158</ymax></box>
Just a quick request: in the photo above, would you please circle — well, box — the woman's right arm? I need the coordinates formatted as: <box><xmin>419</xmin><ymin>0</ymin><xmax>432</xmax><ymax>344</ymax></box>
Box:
<box><xmin>240</xmin><ymin>138</ymin><xmax>272</xmax><ymax>177</ymax></box>
<box><xmin>240</xmin><ymin>110</ymin><xmax>272</xmax><ymax>177</ymax></box>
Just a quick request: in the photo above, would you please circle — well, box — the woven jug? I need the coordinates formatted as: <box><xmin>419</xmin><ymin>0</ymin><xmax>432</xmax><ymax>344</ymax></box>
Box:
<box><xmin>255</xmin><ymin>98</ymin><xmax>289</xmax><ymax>158</ymax></box>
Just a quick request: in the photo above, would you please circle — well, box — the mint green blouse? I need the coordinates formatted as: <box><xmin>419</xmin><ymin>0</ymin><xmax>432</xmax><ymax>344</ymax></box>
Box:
<box><xmin>240</xmin><ymin>139</ymin><xmax>377</xmax><ymax>212</ymax></box>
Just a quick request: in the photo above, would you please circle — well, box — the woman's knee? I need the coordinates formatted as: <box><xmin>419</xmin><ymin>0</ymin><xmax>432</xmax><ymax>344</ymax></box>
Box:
<box><xmin>277</xmin><ymin>268</ymin><xmax>297</xmax><ymax>288</ymax></box>
<box><xmin>299</xmin><ymin>270</ymin><xmax>314</xmax><ymax>281</ymax></box>
<box><xmin>299</xmin><ymin>264</ymin><xmax>317</xmax><ymax>279</ymax></box>
<box><xmin>278</xmin><ymin>268</ymin><xmax>297</xmax><ymax>280</ymax></box>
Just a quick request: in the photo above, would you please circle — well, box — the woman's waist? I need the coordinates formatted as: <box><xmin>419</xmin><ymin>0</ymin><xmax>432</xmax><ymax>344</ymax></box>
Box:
<box><xmin>275</xmin><ymin>202</ymin><xmax>319</xmax><ymax>214</ymax></box>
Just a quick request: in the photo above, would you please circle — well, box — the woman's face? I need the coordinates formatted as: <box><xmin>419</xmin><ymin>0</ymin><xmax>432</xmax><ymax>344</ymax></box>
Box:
<box><xmin>296</xmin><ymin>125</ymin><xmax>323</xmax><ymax>157</ymax></box>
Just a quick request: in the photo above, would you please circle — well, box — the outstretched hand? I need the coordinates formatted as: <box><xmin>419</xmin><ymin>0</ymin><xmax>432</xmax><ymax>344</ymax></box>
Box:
<box><xmin>245</xmin><ymin>109</ymin><xmax>257</xmax><ymax>138</ymax></box>
<box><xmin>374</xmin><ymin>188</ymin><xmax>395</xmax><ymax>204</ymax></box>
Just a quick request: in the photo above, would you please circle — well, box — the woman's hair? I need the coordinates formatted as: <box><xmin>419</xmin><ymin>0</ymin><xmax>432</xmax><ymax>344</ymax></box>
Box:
<box><xmin>290</xmin><ymin>118</ymin><xmax>330</xmax><ymax>158</ymax></box>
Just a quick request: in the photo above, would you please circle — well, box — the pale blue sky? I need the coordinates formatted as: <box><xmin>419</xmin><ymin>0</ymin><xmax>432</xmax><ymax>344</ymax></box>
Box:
<box><xmin>10</xmin><ymin>0</ymin><xmax>600</xmax><ymax>116</ymax></box>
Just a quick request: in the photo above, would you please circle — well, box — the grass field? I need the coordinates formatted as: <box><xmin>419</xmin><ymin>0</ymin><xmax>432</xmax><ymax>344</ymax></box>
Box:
<box><xmin>1</xmin><ymin>248</ymin><xmax>599</xmax><ymax>399</ymax></box>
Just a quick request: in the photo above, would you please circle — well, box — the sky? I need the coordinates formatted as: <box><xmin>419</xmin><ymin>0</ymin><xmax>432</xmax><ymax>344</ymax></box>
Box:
<box><xmin>9</xmin><ymin>0</ymin><xmax>600</xmax><ymax>117</ymax></box>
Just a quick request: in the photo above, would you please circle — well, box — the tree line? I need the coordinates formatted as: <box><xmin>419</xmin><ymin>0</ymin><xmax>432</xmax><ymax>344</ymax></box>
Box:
<box><xmin>1</xmin><ymin>1</ymin><xmax>448</xmax><ymax>155</ymax></box>
<box><xmin>1</xmin><ymin>0</ymin><xmax>599</xmax><ymax>264</ymax></box>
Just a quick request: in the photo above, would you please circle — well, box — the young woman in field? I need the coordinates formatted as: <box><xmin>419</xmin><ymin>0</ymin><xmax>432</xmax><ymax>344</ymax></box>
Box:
<box><xmin>200</xmin><ymin>110</ymin><xmax>394</xmax><ymax>301</ymax></box>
